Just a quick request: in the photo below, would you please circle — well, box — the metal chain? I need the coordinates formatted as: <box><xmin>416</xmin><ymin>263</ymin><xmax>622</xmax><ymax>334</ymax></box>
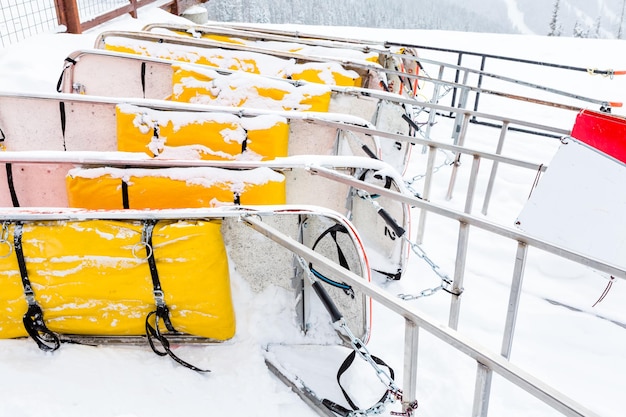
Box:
<box><xmin>404</xmin><ymin>146</ymin><xmax>455</xmax><ymax>199</ymax></box>
<box><xmin>407</xmin><ymin>148</ymin><xmax>455</xmax><ymax>183</ymax></box>
<box><xmin>355</xmin><ymin>189</ymin><xmax>459</xmax><ymax>301</ymax></box>
<box><xmin>295</xmin><ymin>256</ymin><xmax>409</xmax><ymax>416</ymax></box>
<box><xmin>397</xmin><ymin>237</ymin><xmax>457</xmax><ymax>301</ymax></box>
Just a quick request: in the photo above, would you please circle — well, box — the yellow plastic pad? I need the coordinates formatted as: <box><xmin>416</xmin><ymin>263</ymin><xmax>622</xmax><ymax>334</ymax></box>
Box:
<box><xmin>66</xmin><ymin>166</ymin><xmax>286</xmax><ymax>209</ymax></box>
<box><xmin>170</xmin><ymin>65</ymin><xmax>332</xmax><ymax>112</ymax></box>
<box><xmin>116</xmin><ymin>104</ymin><xmax>289</xmax><ymax>160</ymax></box>
<box><xmin>0</xmin><ymin>219</ymin><xmax>234</xmax><ymax>340</ymax></box>
<box><xmin>289</xmin><ymin>63</ymin><xmax>361</xmax><ymax>86</ymax></box>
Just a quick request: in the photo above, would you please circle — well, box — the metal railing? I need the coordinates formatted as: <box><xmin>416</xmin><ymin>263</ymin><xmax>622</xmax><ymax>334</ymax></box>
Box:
<box><xmin>247</xmin><ymin>165</ymin><xmax>624</xmax><ymax>417</ymax></box>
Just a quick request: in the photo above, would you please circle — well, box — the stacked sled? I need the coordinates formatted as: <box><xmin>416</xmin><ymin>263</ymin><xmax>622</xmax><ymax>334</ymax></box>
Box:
<box><xmin>2</xmin><ymin>20</ymin><xmax>626</xmax><ymax>417</ymax></box>
<box><xmin>0</xmin><ymin>21</ymin><xmax>430</xmax><ymax>417</ymax></box>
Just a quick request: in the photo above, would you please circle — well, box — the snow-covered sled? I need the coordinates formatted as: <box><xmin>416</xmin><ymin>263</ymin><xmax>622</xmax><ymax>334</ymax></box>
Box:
<box><xmin>0</xmin><ymin>204</ymin><xmax>372</xmax><ymax>371</ymax></box>
<box><xmin>57</xmin><ymin>49</ymin><xmax>416</xmax><ymax>172</ymax></box>
<box><xmin>94</xmin><ymin>27</ymin><xmax>419</xmax><ymax>97</ymax></box>
<box><xmin>0</xmin><ymin>91</ymin><xmax>410</xmax><ymax>280</ymax></box>
<box><xmin>140</xmin><ymin>22</ymin><xmax>421</xmax><ymax>96</ymax></box>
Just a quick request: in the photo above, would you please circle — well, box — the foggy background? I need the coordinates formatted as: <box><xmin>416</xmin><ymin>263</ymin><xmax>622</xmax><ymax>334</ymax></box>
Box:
<box><xmin>204</xmin><ymin>0</ymin><xmax>626</xmax><ymax>39</ymax></box>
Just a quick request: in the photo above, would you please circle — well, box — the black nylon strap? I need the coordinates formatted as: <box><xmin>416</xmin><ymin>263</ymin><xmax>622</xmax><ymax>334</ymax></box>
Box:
<box><xmin>334</xmin><ymin>350</ymin><xmax>395</xmax><ymax>412</ymax></box>
<box><xmin>141</xmin><ymin>220</ymin><xmax>209</xmax><ymax>372</ymax></box>
<box><xmin>121</xmin><ymin>180</ymin><xmax>130</xmax><ymax>209</ymax></box>
<box><xmin>5</xmin><ymin>164</ymin><xmax>20</xmax><ymax>207</ymax></box>
<box><xmin>140</xmin><ymin>61</ymin><xmax>147</xmax><ymax>98</ymax></box>
<box><xmin>56</xmin><ymin>57</ymin><xmax>77</xmax><ymax>93</ymax></box>
<box><xmin>142</xmin><ymin>219</ymin><xmax>175</xmax><ymax>332</ymax></box>
<box><xmin>241</xmin><ymin>129</ymin><xmax>248</xmax><ymax>153</ymax></box>
<box><xmin>145</xmin><ymin>310</ymin><xmax>210</xmax><ymax>373</ymax></box>
<box><xmin>309</xmin><ymin>223</ymin><xmax>354</xmax><ymax>297</ymax></box>
<box><xmin>59</xmin><ymin>102</ymin><xmax>67</xmax><ymax>143</ymax></box>
<box><xmin>13</xmin><ymin>222</ymin><xmax>60</xmax><ymax>352</ymax></box>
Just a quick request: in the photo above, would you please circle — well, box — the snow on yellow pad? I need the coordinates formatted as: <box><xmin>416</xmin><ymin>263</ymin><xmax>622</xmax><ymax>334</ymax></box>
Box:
<box><xmin>170</xmin><ymin>64</ymin><xmax>333</xmax><ymax>112</ymax></box>
<box><xmin>66</xmin><ymin>166</ymin><xmax>287</xmax><ymax>209</ymax></box>
<box><xmin>0</xmin><ymin>219</ymin><xmax>235</xmax><ymax>340</ymax></box>
<box><xmin>116</xmin><ymin>103</ymin><xmax>290</xmax><ymax>160</ymax></box>
<box><xmin>168</xmin><ymin>29</ymin><xmax>381</xmax><ymax>64</ymax></box>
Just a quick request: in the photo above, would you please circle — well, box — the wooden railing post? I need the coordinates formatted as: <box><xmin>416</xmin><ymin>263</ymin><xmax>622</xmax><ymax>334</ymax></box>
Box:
<box><xmin>55</xmin><ymin>0</ymin><xmax>82</xmax><ymax>34</ymax></box>
<box><xmin>129</xmin><ymin>0</ymin><xmax>139</xmax><ymax>18</ymax></box>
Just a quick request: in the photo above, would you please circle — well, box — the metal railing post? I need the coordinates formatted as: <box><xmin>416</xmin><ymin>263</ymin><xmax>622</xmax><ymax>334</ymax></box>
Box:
<box><xmin>472</xmin><ymin>55</ymin><xmax>488</xmax><ymax>116</ymax></box>
<box><xmin>446</xmin><ymin>112</ymin><xmax>471</xmax><ymax>201</ymax></box>
<box><xmin>421</xmin><ymin>64</ymin><xmax>445</xmax><ymax>154</ymax></box>
<box><xmin>482</xmin><ymin>121</ymin><xmax>510</xmax><ymax>215</ymax></box>
<box><xmin>451</xmin><ymin>71</ymin><xmax>471</xmax><ymax>145</ymax></box>
<box><xmin>472</xmin><ymin>363</ymin><xmax>493</xmax><ymax>417</ymax></box>
<box><xmin>465</xmin><ymin>155</ymin><xmax>481</xmax><ymax>214</ymax></box>
<box><xmin>415</xmin><ymin>145</ymin><xmax>437</xmax><ymax>244</ymax></box>
<box><xmin>449</xmin><ymin>221</ymin><xmax>470</xmax><ymax>329</ymax></box>
<box><xmin>403</xmin><ymin>319</ymin><xmax>420</xmax><ymax>413</ymax></box>
<box><xmin>450</xmin><ymin>52</ymin><xmax>464</xmax><ymax>110</ymax></box>
<box><xmin>501</xmin><ymin>241</ymin><xmax>528</xmax><ymax>359</ymax></box>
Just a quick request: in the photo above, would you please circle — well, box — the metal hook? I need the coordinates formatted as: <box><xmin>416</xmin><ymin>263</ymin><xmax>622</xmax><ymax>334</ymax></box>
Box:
<box><xmin>132</xmin><ymin>241</ymin><xmax>152</xmax><ymax>260</ymax></box>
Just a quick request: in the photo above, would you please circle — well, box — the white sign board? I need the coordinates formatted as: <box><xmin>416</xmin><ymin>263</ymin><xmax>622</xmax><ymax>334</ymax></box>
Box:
<box><xmin>516</xmin><ymin>139</ymin><xmax>626</xmax><ymax>270</ymax></box>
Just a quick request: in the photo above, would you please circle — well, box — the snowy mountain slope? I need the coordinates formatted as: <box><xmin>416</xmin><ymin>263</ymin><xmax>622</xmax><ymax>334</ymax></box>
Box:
<box><xmin>452</xmin><ymin>0</ymin><xmax>625</xmax><ymax>37</ymax></box>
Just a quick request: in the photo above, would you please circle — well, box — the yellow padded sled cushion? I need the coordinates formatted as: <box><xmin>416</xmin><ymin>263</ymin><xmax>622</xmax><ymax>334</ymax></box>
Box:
<box><xmin>170</xmin><ymin>65</ymin><xmax>332</xmax><ymax>112</ymax></box>
<box><xmin>289</xmin><ymin>62</ymin><xmax>361</xmax><ymax>87</ymax></box>
<box><xmin>116</xmin><ymin>104</ymin><xmax>289</xmax><ymax>160</ymax></box>
<box><xmin>0</xmin><ymin>219</ymin><xmax>234</xmax><ymax>340</ymax></box>
<box><xmin>66</xmin><ymin>166</ymin><xmax>286</xmax><ymax>209</ymax></box>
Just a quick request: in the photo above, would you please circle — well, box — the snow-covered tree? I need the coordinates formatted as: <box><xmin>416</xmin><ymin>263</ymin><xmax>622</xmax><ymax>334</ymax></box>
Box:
<box><xmin>572</xmin><ymin>21</ymin><xmax>588</xmax><ymax>38</ymax></box>
<box><xmin>617</xmin><ymin>0</ymin><xmax>626</xmax><ymax>39</ymax></box>
<box><xmin>203</xmin><ymin>0</ymin><xmax>512</xmax><ymax>33</ymax></box>
<box><xmin>548</xmin><ymin>0</ymin><xmax>562</xmax><ymax>36</ymax></box>
<box><xmin>593</xmin><ymin>16</ymin><xmax>601</xmax><ymax>38</ymax></box>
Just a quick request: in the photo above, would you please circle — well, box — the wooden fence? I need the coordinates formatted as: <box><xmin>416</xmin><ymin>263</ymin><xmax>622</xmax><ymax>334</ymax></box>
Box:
<box><xmin>56</xmin><ymin>0</ymin><xmax>206</xmax><ymax>33</ymax></box>
<box><xmin>0</xmin><ymin>0</ymin><xmax>206</xmax><ymax>47</ymax></box>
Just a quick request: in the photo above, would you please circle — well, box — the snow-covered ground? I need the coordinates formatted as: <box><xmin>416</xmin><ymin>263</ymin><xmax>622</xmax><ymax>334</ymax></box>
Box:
<box><xmin>0</xmin><ymin>5</ymin><xmax>625</xmax><ymax>417</ymax></box>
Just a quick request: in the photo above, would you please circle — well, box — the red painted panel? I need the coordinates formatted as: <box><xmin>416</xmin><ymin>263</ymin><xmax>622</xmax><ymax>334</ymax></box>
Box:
<box><xmin>571</xmin><ymin>109</ymin><xmax>626</xmax><ymax>164</ymax></box>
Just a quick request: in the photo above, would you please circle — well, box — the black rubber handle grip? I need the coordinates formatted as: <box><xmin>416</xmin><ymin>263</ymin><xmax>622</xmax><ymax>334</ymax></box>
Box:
<box><xmin>312</xmin><ymin>281</ymin><xmax>343</xmax><ymax>323</ymax></box>
<box><xmin>378</xmin><ymin>208</ymin><xmax>406</xmax><ymax>238</ymax></box>
<box><xmin>322</xmin><ymin>399</ymin><xmax>351</xmax><ymax>417</ymax></box>
<box><xmin>361</xmin><ymin>144</ymin><xmax>379</xmax><ymax>159</ymax></box>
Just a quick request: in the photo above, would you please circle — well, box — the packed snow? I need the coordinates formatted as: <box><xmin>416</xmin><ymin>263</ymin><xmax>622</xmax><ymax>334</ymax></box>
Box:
<box><xmin>0</xmin><ymin>4</ymin><xmax>625</xmax><ymax>417</ymax></box>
